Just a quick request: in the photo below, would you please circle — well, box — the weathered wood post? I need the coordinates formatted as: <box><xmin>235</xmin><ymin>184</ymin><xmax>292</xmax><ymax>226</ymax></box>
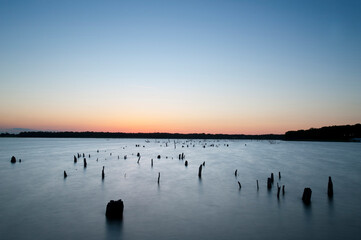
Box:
<box><xmin>238</xmin><ymin>181</ymin><xmax>241</xmax><ymax>189</ymax></box>
<box><xmin>185</xmin><ymin>160</ymin><xmax>188</xmax><ymax>167</ymax></box>
<box><xmin>198</xmin><ymin>164</ymin><xmax>202</xmax><ymax>178</ymax></box>
<box><xmin>202</xmin><ymin>161</ymin><xmax>205</xmax><ymax>166</ymax></box>
<box><xmin>271</xmin><ymin>173</ymin><xmax>274</xmax><ymax>183</ymax></box>
<box><xmin>302</xmin><ymin>188</ymin><xmax>312</xmax><ymax>204</ymax></box>
<box><xmin>102</xmin><ymin>166</ymin><xmax>105</xmax><ymax>180</ymax></box>
<box><xmin>74</xmin><ymin>155</ymin><xmax>77</xmax><ymax>163</ymax></box>
<box><xmin>235</xmin><ymin>169</ymin><xmax>238</xmax><ymax>176</ymax></box>
<box><xmin>257</xmin><ymin>180</ymin><xmax>259</xmax><ymax>190</ymax></box>
<box><xmin>267</xmin><ymin>178</ymin><xmax>272</xmax><ymax>189</ymax></box>
<box><xmin>328</xmin><ymin>176</ymin><xmax>333</xmax><ymax>198</ymax></box>
<box><xmin>277</xmin><ymin>186</ymin><xmax>281</xmax><ymax>198</ymax></box>
<box><xmin>158</xmin><ymin>172</ymin><xmax>160</xmax><ymax>184</ymax></box>
<box><xmin>11</xmin><ymin>156</ymin><xmax>16</xmax><ymax>163</ymax></box>
<box><xmin>282</xmin><ymin>185</ymin><xmax>285</xmax><ymax>195</ymax></box>
<box><xmin>151</xmin><ymin>159</ymin><xmax>153</xmax><ymax>167</ymax></box>
<box><xmin>84</xmin><ymin>158</ymin><xmax>87</xmax><ymax>168</ymax></box>
<box><xmin>279</xmin><ymin>171</ymin><xmax>281</xmax><ymax>179</ymax></box>
<box><xmin>64</xmin><ymin>171</ymin><xmax>67</xmax><ymax>178</ymax></box>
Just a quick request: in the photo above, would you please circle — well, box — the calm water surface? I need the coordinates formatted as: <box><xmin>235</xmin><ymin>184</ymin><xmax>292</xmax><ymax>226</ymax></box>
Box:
<box><xmin>0</xmin><ymin>138</ymin><xmax>361</xmax><ymax>240</ymax></box>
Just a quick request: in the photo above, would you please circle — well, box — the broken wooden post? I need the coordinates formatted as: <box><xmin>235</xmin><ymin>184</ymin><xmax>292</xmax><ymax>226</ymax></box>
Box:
<box><xmin>267</xmin><ymin>178</ymin><xmax>272</xmax><ymax>189</ymax></box>
<box><xmin>74</xmin><ymin>155</ymin><xmax>77</xmax><ymax>163</ymax></box>
<box><xmin>257</xmin><ymin>180</ymin><xmax>259</xmax><ymax>190</ymax></box>
<box><xmin>277</xmin><ymin>186</ymin><xmax>281</xmax><ymax>198</ymax></box>
<box><xmin>102</xmin><ymin>166</ymin><xmax>105</xmax><ymax>180</ymax></box>
<box><xmin>64</xmin><ymin>171</ymin><xmax>67</xmax><ymax>178</ymax></box>
<box><xmin>302</xmin><ymin>188</ymin><xmax>312</xmax><ymax>204</ymax></box>
<box><xmin>328</xmin><ymin>176</ymin><xmax>333</xmax><ymax>198</ymax></box>
<box><xmin>279</xmin><ymin>171</ymin><xmax>281</xmax><ymax>179</ymax></box>
<box><xmin>234</xmin><ymin>169</ymin><xmax>238</xmax><ymax>176</ymax></box>
<box><xmin>282</xmin><ymin>185</ymin><xmax>285</xmax><ymax>195</ymax></box>
<box><xmin>198</xmin><ymin>164</ymin><xmax>202</xmax><ymax>178</ymax></box>
<box><xmin>185</xmin><ymin>160</ymin><xmax>188</xmax><ymax>167</ymax></box>
<box><xmin>271</xmin><ymin>173</ymin><xmax>274</xmax><ymax>183</ymax></box>
<box><xmin>158</xmin><ymin>172</ymin><xmax>160</xmax><ymax>184</ymax></box>
<box><xmin>10</xmin><ymin>156</ymin><xmax>16</xmax><ymax>163</ymax></box>
<box><xmin>83</xmin><ymin>158</ymin><xmax>87</xmax><ymax>168</ymax></box>
<box><xmin>238</xmin><ymin>181</ymin><xmax>241</xmax><ymax>189</ymax></box>
<box><xmin>106</xmin><ymin>199</ymin><xmax>124</xmax><ymax>220</ymax></box>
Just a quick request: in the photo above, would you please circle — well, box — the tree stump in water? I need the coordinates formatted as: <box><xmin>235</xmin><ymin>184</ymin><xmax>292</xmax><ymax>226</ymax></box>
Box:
<box><xmin>74</xmin><ymin>156</ymin><xmax>77</xmax><ymax>163</ymax></box>
<box><xmin>106</xmin><ymin>199</ymin><xmax>124</xmax><ymax>220</ymax></box>
<box><xmin>11</xmin><ymin>156</ymin><xmax>16</xmax><ymax>163</ymax></box>
<box><xmin>83</xmin><ymin>158</ymin><xmax>87</xmax><ymax>168</ymax></box>
<box><xmin>185</xmin><ymin>160</ymin><xmax>188</xmax><ymax>167</ymax></box>
<box><xmin>302</xmin><ymin>188</ymin><xmax>312</xmax><ymax>204</ymax></box>
<box><xmin>64</xmin><ymin>171</ymin><xmax>67</xmax><ymax>178</ymax></box>
<box><xmin>328</xmin><ymin>176</ymin><xmax>333</xmax><ymax>198</ymax></box>
<box><xmin>271</xmin><ymin>173</ymin><xmax>274</xmax><ymax>183</ymax></box>
<box><xmin>267</xmin><ymin>178</ymin><xmax>272</xmax><ymax>189</ymax></box>
<box><xmin>198</xmin><ymin>164</ymin><xmax>202</xmax><ymax>178</ymax></box>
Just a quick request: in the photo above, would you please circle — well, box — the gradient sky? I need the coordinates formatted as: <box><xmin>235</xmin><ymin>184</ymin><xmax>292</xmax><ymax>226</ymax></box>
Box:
<box><xmin>0</xmin><ymin>0</ymin><xmax>360</xmax><ymax>134</ymax></box>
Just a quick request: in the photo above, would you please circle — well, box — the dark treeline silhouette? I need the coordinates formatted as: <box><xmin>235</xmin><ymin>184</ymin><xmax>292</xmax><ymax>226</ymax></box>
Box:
<box><xmin>0</xmin><ymin>131</ymin><xmax>283</xmax><ymax>140</ymax></box>
<box><xmin>0</xmin><ymin>124</ymin><xmax>360</xmax><ymax>141</ymax></box>
<box><xmin>285</xmin><ymin>124</ymin><xmax>361</xmax><ymax>141</ymax></box>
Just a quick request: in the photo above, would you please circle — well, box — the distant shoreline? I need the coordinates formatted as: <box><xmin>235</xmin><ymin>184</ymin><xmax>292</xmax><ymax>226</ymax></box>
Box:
<box><xmin>0</xmin><ymin>124</ymin><xmax>360</xmax><ymax>142</ymax></box>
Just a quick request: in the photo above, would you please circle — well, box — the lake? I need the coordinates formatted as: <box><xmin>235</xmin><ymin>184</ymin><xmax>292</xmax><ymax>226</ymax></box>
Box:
<box><xmin>1</xmin><ymin>138</ymin><xmax>361</xmax><ymax>240</ymax></box>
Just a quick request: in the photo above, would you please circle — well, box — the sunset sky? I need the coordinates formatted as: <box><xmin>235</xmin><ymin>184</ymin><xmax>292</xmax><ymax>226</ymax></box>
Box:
<box><xmin>0</xmin><ymin>0</ymin><xmax>360</xmax><ymax>134</ymax></box>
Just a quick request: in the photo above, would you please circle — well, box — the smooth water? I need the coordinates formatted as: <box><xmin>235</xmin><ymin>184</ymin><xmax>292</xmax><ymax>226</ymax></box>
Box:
<box><xmin>1</xmin><ymin>138</ymin><xmax>361</xmax><ymax>240</ymax></box>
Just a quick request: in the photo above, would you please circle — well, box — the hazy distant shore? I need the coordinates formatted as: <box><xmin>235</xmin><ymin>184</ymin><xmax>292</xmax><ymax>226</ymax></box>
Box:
<box><xmin>0</xmin><ymin>124</ymin><xmax>360</xmax><ymax>142</ymax></box>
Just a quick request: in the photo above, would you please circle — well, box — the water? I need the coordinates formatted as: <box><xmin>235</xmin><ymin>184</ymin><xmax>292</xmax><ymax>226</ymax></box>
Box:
<box><xmin>1</xmin><ymin>138</ymin><xmax>360</xmax><ymax>240</ymax></box>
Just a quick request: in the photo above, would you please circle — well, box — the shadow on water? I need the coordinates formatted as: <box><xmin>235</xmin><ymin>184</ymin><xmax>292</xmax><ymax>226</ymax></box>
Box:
<box><xmin>105</xmin><ymin>218</ymin><xmax>123</xmax><ymax>240</ymax></box>
<box><xmin>302</xmin><ymin>201</ymin><xmax>313</xmax><ymax>221</ymax></box>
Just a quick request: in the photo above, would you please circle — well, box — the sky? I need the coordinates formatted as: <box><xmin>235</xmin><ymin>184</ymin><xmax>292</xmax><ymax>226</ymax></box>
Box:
<box><xmin>0</xmin><ymin>0</ymin><xmax>360</xmax><ymax>134</ymax></box>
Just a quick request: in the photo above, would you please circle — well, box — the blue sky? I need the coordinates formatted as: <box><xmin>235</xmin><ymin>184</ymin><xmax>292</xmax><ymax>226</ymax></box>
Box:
<box><xmin>0</xmin><ymin>0</ymin><xmax>360</xmax><ymax>133</ymax></box>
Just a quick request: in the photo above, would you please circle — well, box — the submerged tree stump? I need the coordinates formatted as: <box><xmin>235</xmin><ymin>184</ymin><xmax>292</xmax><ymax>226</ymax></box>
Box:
<box><xmin>11</xmin><ymin>156</ymin><xmax>16</xmax><ymax>163</ymax></box>
<box><xmin>257</xmin><ymin>180</ymin><xmax>259</xmax><ymax>190</ymax></box>
<box><xmin>102</xmin><ymin>166</ymin><xmax>105</xmax><ymax>180</ymax></box>
<box><xmin>302</xmin><ymin>188</ymin><xmax>312</xmax><ymax>204</ymax></box>
<box><xmin>267</xmin><ymin>178</ymin><xmax>272</xmax><ymax>189</ymax></box>
<box><xmin>74</xmin><ymin>155</ymin><xmax>77</xmax><ymax>163</ymax></box>
<box><xmin>279</xmin><ymin>171</ymin><xmax>281</xmax><ymax>179</ymax></box>
<box><xmin>271</xmin><ymin>173</ymin><xmax>274</xmax><ymax>183</ymax></box>
<box><xmin>158</xmin><ymin>172</ymin><xmax>160</xmax><ymax>184</ymax></box>
<box><xmin>64</xmin><ymin>171</ymin><xmax>67</xmax><ymax>178</ymax></box>
<box><xmin>83</xmin><ymin>158</ymin><xmax>87</xmax><ymax>168</ymax></box>
<box><xmin>198</xmin><ymin>164</ymin><xmax>203</xmax><ymax>178</ymax></box>
<box><xmin>328</xmin><ymin>176</ymin><xmax>333</xmax><ymax>198</ymax></box>
<box><xmin>185</xmin><ymin>160</ymin><xmax>188</xmax><ymax>167</ymax></box>
<box><xmin>277</xmin><ymin>186</ymin><xmax>281</xmax><ymax>198</ymax></box>
<box><xmin>105</xmin><ymin>199</ymin><xmax>124</xmax><ymax>219</ymax></box>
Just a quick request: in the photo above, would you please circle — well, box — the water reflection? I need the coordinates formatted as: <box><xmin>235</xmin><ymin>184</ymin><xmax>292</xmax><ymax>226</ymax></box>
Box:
<box><xmin>105</xmin><ymin>218</ymin><xmax>123</xmax><ymax>240</ymax></box>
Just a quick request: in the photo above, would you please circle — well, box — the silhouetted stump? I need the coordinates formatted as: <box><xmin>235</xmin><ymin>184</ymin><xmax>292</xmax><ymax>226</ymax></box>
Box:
<box><xmin>277</xmin><ymin>186</ymin><xmax>281</xmax><ymax>198</ymax></box>
<box><xmin>74</xmin><ymin>155</ymin><xmax>77</xmax><ymax>163</ymax></box>
<box><xmin>151</xmin><ymin>159</ymin><xmax>153</xmax><ymax>167</ymax></box>
<box><xmin>11</xmin><ymin>156</ymin><xmax>16</xmax><ymax>163</ymax></box>
<box><xmin>282</xmin><ymin>185</ymin><xmax>285</xmax><ymax>195</ymax></box>
<box><xmin>137</xmin><ymin>153</ymin><xmax>140</xmax><ymax>157</ymax></box>
<box><xmin>267</xmin><ymin>178</ymin><xmax>272</xmax><ymax>189</ymax></box>
<box><xmin>158</xmin><ymin>172</ymin><xmax>160</xmax><ymax>184</ymax></box>
<box><xmin>271</xmin><ymin>173</ymin><xmax>274</xmax><ymax>183</ymax></box>
<box><xmin>238</xmin><ymin>181</ymin><xmax>241</xmax><ymax>189</ymax></box>
<box><xmin>64</xmin><ymin>171</ymin><xmax>67</xmax><ymax>178</ymax></box>
<box><xmin>185</xmin><ymin>160</ymin><xmax>188</xmax><ymax>167</ymax></box>
<box><xmin>328</xmin><ymin>176</ymin><xmax>333</xmax><ymax>198</ymax></box>
<box><xmin>157</xmin><ymin>155</ymin><xmax>161</xmax><ymax>159</ymax></box>
<box><xmin>102</xmin><ymin>166</ymin><xmax>105</xmax><ymax>180</ymax></box>
<box><xmin>19</xmin><ymin>159</ymin><xmax>21</xmax><ymax>163</ymax></box>
<box><xmin>84</xmin><ymin>158</ymin><xmax>87</xmax><ymax>168</ymax></box>
<box><xmin>235</xmin><ymin>169</ymin><xmax>238</xmax><ymax>176</ymax></box>
<box><xmin>257</xmin><ymin>180</ymin><xmax>259</xmax><ymax>190</ymax></box>
<box><xmin>198</xmin><ymin>164</ymin><xmax>202</xmax><ymax>178</ymax></box>
<box><xmin>302</xmin><ymin>188</ymin><xmax>312</xmax><ymax>204</ymax></box>
<box><xmin>279</xmin><ymin>171</ymin><xmax>281</xmax><ymax>179</ymax></box>
<box><xmin>105</xmin><ymin>199</ymin><xmax>124</xmax><ymax>220</ymax></box>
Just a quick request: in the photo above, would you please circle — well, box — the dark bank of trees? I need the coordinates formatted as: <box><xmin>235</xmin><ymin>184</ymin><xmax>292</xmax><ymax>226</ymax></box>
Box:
<box><xmin>0</xmin><ymin>131</ymin><xmax>283</xmax><ymax>140</ymax></box>
<box><xmin>1</xmin><ymin>124</ymin><xmax>360</xmax><ymax>141</ymax></box>
<box><xmin>285</xmin><ymin>124</ymin><xmax>361</xmax><ymax>141</ymax></box>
